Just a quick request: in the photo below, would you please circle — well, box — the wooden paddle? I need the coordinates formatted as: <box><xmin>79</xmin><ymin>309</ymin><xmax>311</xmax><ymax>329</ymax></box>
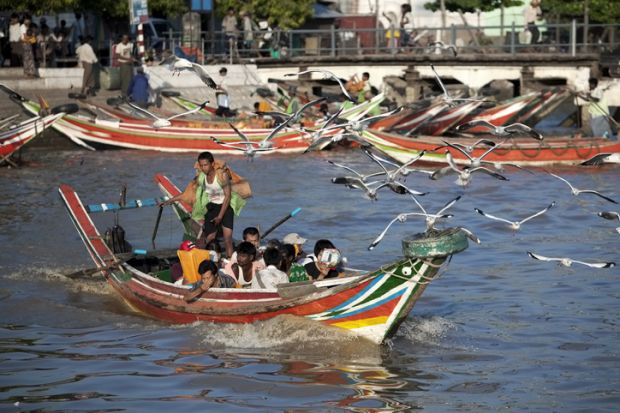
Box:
<box><xmin>261</xmin><ymin>207</ymin><xmax>302</xmax><ymax>239</ymax></box>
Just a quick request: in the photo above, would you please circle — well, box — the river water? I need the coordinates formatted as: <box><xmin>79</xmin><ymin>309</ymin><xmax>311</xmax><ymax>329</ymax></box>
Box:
<box><xmin>0</xmin><ymin>147</ymin><xmax>619</xmax><ymax>412</ymax></box>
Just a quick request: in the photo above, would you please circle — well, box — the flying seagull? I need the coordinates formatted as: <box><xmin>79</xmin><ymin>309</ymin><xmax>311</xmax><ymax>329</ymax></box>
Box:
<box><xmin>580</xmin><ymin>153</ymin><xmax>620</xmax><ymax>166</ymax></box>
<box><xmin>455</xmin><ymin>119</ymin><xmax>544</xmax><ymax>140</ymax></box>
<box><xmin>430</xmin><ymin>64</ymin><xmax>488</xmax><ymax>106</ymax></box>
<box><xmin>430</xmin><ymin>151</ymin><xmax>508</xmax><ymax>186</ymax></box>
<box><xmin>160</xmin><ymin>55</ymin><xmax>217</xmax><ymax>89</ymax></box>
<box><xmin>549</xmin><ymin>172</ymin><xmax>618</xmax><ymax>204</ymax></box>
<box><xmin>598</xmin><ymin>211</ymin><xmax>620</xmax><ymax>234</ymax></box>
<box><xmin>285</xmin><ymin>69</ymin><xmax>356</xmax><ymax>102</ymax></box>
<box><xmin>125</xmin><ymin>99</ymin><xmax>209</xmax><ymax>128</ymax></box>
<box><xmin>425</xmin><ymin>41</ymin><xmax>458</xmax><ymax>56</ymax></box>
<box><xmin>474</xmin><ymin>201</ymin><xmax>556</xmax><ymax>231</ymax></box>
<box><xmin>527</xmin><ymin>251</ymin><xmax>615</xmax><ymax>268</ymax></box>
<box><xmin>367</xmin><ymin>195</ymin><xmax>461</xmax><ymax>250</ymax></box>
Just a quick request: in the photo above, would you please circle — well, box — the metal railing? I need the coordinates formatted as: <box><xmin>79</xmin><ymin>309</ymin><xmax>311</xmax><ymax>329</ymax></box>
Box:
<box><xmin>115</xmin><ymin>21</ymin><xmax>619</xmax><ymax>65</ymax></box>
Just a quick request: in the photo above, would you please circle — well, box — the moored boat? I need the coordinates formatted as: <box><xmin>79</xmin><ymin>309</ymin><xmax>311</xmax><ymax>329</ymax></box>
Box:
<box><xmin>0</xmin><ymin>112</ymin><xmax>65</xmax><ymax>166</ymax></box>
<box><xmin>363</xmin><ymin>129</ymin><xmax>620</xmax><ymax>166</ymax></box>
<box><xmin>58</xmin><ymin>183</ymin><xmax>469</xmax><ymax>344</ymax></box>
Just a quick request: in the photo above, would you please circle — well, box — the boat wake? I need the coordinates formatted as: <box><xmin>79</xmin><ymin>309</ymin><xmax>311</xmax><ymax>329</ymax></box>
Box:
<box><xmin>394</xmin><ymin>315</ymin><xmax>457</xmax><ymax>346</ymax></box>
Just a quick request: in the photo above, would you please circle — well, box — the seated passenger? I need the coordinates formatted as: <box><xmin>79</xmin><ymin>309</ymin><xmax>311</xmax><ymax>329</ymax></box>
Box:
<box><xmin>280</xmin><ymin>243</ymin><xmax>307</xmax><ymax>282</ymax></box>
<box><xmin>184</xmin><ymin>259</ymin><xmax>237</xmax><ymax>302</ymax></box>
<box><xmin>252</xmin><ymin>247</ymin><xmax>289</xmax><ymax>289</ymax></box>
<box><xmin>283</xmin><ymin>232</ymin><xmax>307</xmax><ymax>261</ymax></box>
<box><xmin>230</xmin><ymin>226</ymin><xmax>266</xmax><ymax>267</ymax></box>
<box><xmin>222</xmin><ymin>241</ymin><xmax>262</xmax><ymax>287</ymax></box>
<box><xmin>302</xmin><ymin>239</ymin><xmax>343</xmax><ymax>280</ymax></box>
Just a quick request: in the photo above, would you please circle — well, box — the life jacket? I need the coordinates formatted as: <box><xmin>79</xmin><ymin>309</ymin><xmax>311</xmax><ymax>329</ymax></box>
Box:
<box><xmin>177</xmin><ymin>248</ymin><xmax>215</xmax><ymax>284</ymax></box>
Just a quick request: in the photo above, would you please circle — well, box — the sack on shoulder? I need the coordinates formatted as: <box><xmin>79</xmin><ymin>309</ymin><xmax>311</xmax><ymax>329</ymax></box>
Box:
<box><xmin>213</xmin><ymin>159</ymin><xmax>253</xmax><ymax>199</ymax></box>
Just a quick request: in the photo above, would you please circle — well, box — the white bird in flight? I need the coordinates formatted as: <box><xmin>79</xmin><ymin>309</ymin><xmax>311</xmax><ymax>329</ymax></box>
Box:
<box><xmin>430</xmin><ymin>64</ymin><xmax>488</xmax><ymax>106</ymax></box>
<box><xmin>548</xmin><ymin>172</ymin><xmax>618</xmax><ymax>204</ymax></box>
<box><xmin>527</xmin><ymin>252</ymin><xmax>615</xmax><ymax>268</ymax></box>
<box><xmin>368</xmin><ymin>195</ymin><xmax>461</xmax><ymax>250</ymax></box>
<box><xmin>426</xmin><ymin>41</ymin><xmax>458</xmax><ymax>56</ymax></box>
<box><xmin>125</xmin><ymin>99</ymin><xmax>209</xmax><ymax>128</ymax></box>
<box><xmin>474</xmin><ymin>201</ymin><xmax>556</xmax><ymax>231</ymax></box>
<box><xmin>160</xmin><ymin>55</ymin><xmax>217</xmax><ymax>89</ymax></box>
<box><xmin>285</xmin><ymin>69</ymin><xmax>356</xmax><ymax>102</ymax></box>
<box><xmin>431</xmin><ymin>151</ymin><xmax>508</xmax><ymax>186</ymax></box>
<box><xmin>455</xmin><ymin>119</ymin><xmax>544</xmax><ymax>140</ymax></box>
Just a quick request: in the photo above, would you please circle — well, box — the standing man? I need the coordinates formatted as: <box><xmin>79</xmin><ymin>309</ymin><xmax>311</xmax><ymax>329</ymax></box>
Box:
<box><xmin>75</xmin><ymin>35</ymin><xmax>98</xmax><ymax>96</ymax></box>
<box><xmin>195</xmin><ymin>151</ymin><xmax>235</xmax><ymax>258</ymax></box>
<box><xmin>215</xmin><ymin>67</ymin><xmax>234</xmax><ymax>117</ymax></box>
<box><xmin>523</xmin><ymin>0</ymin><xmax>542</xmax><ymax>45</ymax></box>
<box><xmin>115</xmin><ymin>34</ymin><xmax>134</xmax><ymax>97</ymax></box>
<box><xmin>222</xmin><ymin>7</ymin><xmax>238</xmax><ymax>56</ymax></box>
<box><xmin>8</xmin><ymin>14</ymin><xmax>22</xmax><ymax>67</ymax></box>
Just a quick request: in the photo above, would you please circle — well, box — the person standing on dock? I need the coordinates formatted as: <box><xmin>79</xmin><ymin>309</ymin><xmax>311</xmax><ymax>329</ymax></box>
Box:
<box><xmin>115</xmin><ymin>34</ymin><xmax>134</xmax><ymax>97</ymax></box>
<box><xmin>523</xmin><ymin>0</ymin><xmax>542</xmax><ymax>45</ymax></box>
<box><xmin>75</xmin><ymin>35</ymin><xmax>98</xmax><ymax>96</ymax></box>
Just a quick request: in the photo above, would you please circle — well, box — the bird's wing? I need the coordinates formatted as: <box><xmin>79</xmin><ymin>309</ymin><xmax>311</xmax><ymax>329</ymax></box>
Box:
<box><xmin>581</xmin><ymin>153</ymin><xmax>611</xmax><ymax>166</ymax></box>
<box><xmin>470</xmin><ymin>167</ymin><xmax>509</xmax><ymax>180</ymax></box>
<box><xmin>166</xmin><ymin>100</ymin><xmax>209</xmax><ymax>121</ymax></box>
<box><xmin>430</xmin><ymin>64</ymin><xmax>449</xmax><ymax>97</ymax></box>
<box><xmin>228</xmin><ymin>123</ymin><xmax>252</xmax><ymax>143</ymax></box>
<box><xmin>430</xmin><ymin>165</ymin><xmax>457</xmax><ymax>180</ymax></box>
<box><xmin>327</xmin><ymin>159</ymin><xmax>365</xmax><ymax>177</ymax></box>
<box><xmin>443</xmin><ymin>140</ymin><xmax>474</xmax><ymax>161</ymax></box>
<box><xmin>477</xmin><ymin>143</ymin><xmax>501</xmax><ymax>161</ymax></box>
<box><xmin>362</xmin><ymin>147</ymin><xmax>391</xmax><ymax>176</ymax></box>
<box><xmin>527</xmin><ymin>251</ymin><xmax>561</xmax><ymax>262</ymax></box>
<box><xmin>295</xmin><ymin>97</ymin><xmax>327</xmax><ymax>119</ymax></box>
<box><xmin>549</xmin><ymin>173</ymin><xmax>575</xmax><ymax>191</ymax></box>
<box><xmin>125</xmin><ymin>99</ymin><xmax>161</xmax><ymax>120</ymax></box>
<box><xmin>368</xmin><ymin>215</ymin><xmax>402</xmax><ymax>250</ymax></box>
<box><xmin>459</xmin><ymin>227</ymin><xmax>481</xmax><ymax>244</ymax></box>
<box><xmin>519</xmin><ymin>201</ymin><xmax>556</xmax><ymax>224</ymax></box>
<box><xmin>578</xmin><ymin>190</ymin><xmax>618</xmax><ymax>204</ymax></box>
<box><xmin>571</xmin><ymin>259</ymin><xmax>616</xmax><ymax>269</ymax></box>
<box><xmin>437</xmin><ymin>195</ymin><xmax>461</xmax><ymax>215</ymax></box>
<box><xmin>473</xmin><ymin>139</ymin><xmax>497</xmax><ymax>148</ymax></box>
<box><xmin>362</xmin><ymin>106</ymin><xmax>404</xmax><ymax>125</ymax></box>
<box><xmin>474</xmin><ymin>208</ymin><xmax>513</xmax><ymax>225</ymax></box>
<box><xmin>159</xmin><ymin>54</ymin><xmax>179</xmax><ymax>67</ymax></box>
<box><xmin>598</xmin><ymin>211</ymin><xmax>620</xmax><ymax>221</ymax></box>
<box><xmin>393</xmin><ymin>150</ymin><xmax>426</xmax><ymax>176</ymax></box>
<box><xmin>504</xmin><ymin>123</ymin><xmax>543</xmax><ymax>140</ymax></box>
<box><xmin>190</xmin><ymin>63</ymin><xmax>217</xmax><ymax>89</ymax></box>
<box><xmin>456</xmin><ymin>119</ymin><xmax>494</xmax><ymax>132</ymax></box>
<box><xmin>304</xmin><ymin>136</ymin><xmax>334</xmax><ymax>152</ymax></box>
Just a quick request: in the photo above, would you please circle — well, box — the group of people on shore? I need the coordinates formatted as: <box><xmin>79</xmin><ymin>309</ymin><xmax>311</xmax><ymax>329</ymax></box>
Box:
<box><xmin>3</xmin><ymin>13</ymin><xmax>71</xmax><ymax>77</ymax></box>
<box><xmin>160</xmin><ymin>151</ymin><xmax>345</xmax><ymax>301</ymax></box>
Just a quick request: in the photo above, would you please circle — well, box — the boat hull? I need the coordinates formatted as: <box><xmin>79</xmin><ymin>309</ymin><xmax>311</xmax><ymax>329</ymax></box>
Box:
<box><xmin>364</xmin><ymin>129</ymin><xmax>620</xmax><ymax>166</ymax></box>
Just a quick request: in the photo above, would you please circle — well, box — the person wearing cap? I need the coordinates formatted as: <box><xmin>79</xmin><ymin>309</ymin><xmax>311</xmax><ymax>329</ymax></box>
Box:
<box><xmin>282</xmin><ymin>232</ymin><xmax>306</xmax><ymax>261</ymax></box>
<box><xmin>301</xmin><ymin>239</ymin><xmax>343</xmax><ymax>281</ymax></box>
<box><xmin>127</xmin><ymin>66</ymin><xmax>150</xmax><ymax>108</ymax></box>
<box><xmin>184</xmin><ymin>259</ymin><xmax>237</xmax><ymax>302</ymax></box>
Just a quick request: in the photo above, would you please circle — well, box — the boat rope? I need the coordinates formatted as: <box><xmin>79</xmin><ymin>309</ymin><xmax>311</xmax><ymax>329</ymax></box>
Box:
<box><xmin>543</xmin><ymin>141</ymin><xmax>571</xmax><ymax>157</ymax></box>
<box><xmin>382</xmin><ymin>256</ymin><xmax>446</xmax><ymax>284</ymax></box>
<box><xmin>517</xmin><ymin>142</ymin><xmax>544</xmax><ymax>158</ymax></box>
<box><xmin>575</xmin><ymin>141</ymin><xmax>597</xmax><ymax>159</ymax></box>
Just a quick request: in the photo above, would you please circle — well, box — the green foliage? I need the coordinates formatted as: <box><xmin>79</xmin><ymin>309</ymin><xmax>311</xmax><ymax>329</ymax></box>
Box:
<box><xmin>424</xmin><ymin>0</ymin><xmax>524</xmax><ymax>13</ymax></box>
<box><xmin>215</xmin><ymin>0</ymin><xmax>314</xmax><ymax>29</ymax></box>
<box><xmin>2</xmin><ymin>0</ymin><xmax>187</xmax><ymax>18</ymax></box>
<box><xmin>541</xmin><ymin>0</ymin><xmax>620</xmax><ymax>23</ymax></box>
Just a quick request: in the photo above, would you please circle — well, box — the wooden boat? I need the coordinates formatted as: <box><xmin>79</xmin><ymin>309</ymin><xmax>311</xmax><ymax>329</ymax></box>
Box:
<box><xmin>416</xmin><ymin>101</ymin><xmax>483</xmax><ymax>136</ymax></box>
<box><xmin>363</xmin><ymin>129</ymin><xmax>620</xmax><ymax>166</ymax></box>
<box><xmin>58</xmin><ymin>183</ymin><xmax>469</xmax><ymax>344</ymax></box>
<box><xmin>5</xmin><ymin>85</ymin><xmax>384</xmax><ymax>154</ymax></box>
<box><xmin>455</xmin><ymin>93</ymin><xmax>539</xmax><ymax>133</ymax></box>
<box><xmin>0</xmin><ymin>113</ymin><xmax>64</xmax><ymax>166</ymax></box>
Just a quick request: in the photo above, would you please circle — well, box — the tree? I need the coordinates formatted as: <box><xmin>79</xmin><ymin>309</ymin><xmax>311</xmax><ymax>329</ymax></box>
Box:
<box><xmin>424</xmin><ymin>0</ymin><xmax>523</xmax><ymax>14</ymax></box>
<box><xmin>1</xmin><ymin>0</ymin><xmax>188</xmax><ymax>19</ymax></box>
<box><xmin>540</xmin><ymin>0</ymin><xmax>620</xmax><ymax>24</ymax></box>
<box><xmin>215</xmin><ymin>0</ymin><xmax>314</xmax><ymax>30</ymax></box>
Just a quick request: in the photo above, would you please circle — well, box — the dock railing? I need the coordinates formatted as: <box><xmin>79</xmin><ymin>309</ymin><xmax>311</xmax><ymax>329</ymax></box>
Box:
<box><xmin>112</xmin><ymin>20</ymin><xmax>619</xmax><ymax>66</ymax></box>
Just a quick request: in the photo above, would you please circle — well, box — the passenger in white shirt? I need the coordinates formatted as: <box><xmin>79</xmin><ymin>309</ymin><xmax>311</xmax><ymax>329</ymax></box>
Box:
<box><xmin>252</xmin><ymin>247</ymin><xmax>289</xmax><ymax>289</ymax></box>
